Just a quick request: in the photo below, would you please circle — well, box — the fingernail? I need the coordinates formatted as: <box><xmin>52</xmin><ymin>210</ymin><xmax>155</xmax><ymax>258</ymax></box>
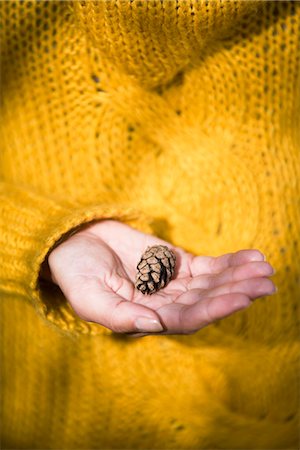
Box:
<box><xmin>266</xmin><ymin>284</ymin><xmax>277</xmax><ymax>296</ymax></box>
<box><xmin>263</xmin><ymin>254</ymin><xmax>267</xmax><ymax>261</ymax></box>
<box><xmin>135</xmin><ymin>317</ymin><xmax>164</xmax><ymax>332</ymax></box>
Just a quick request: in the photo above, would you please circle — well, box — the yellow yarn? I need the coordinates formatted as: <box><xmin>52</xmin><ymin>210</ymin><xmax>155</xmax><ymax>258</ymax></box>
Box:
<box><xmin>0</xmin><ymin>1</ymin><xmax>299</xmax><ymax>448</ymax></box>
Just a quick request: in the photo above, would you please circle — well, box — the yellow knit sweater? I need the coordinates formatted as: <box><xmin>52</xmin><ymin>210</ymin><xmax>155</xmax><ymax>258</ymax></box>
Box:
<box><xmin>0</xmin><ymin>1</ymin><xmax>299</xmax><ymax>449</ymax></box>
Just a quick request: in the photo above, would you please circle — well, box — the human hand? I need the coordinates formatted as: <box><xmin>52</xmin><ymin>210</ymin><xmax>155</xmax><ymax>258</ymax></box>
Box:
<box><xmin>41</xmin><ymin>220</ymin><xmax>276</xmax><ymax>337</ymax></box>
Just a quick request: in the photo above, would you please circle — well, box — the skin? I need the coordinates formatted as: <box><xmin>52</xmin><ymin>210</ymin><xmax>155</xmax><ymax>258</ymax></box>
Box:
<box><xmin>40</xmin><ymin>220</ymin><xmax>277</xmax><ymax>338</ymax></box>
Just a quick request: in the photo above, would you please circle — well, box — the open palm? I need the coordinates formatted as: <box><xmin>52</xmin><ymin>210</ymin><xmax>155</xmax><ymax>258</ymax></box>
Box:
<box><xmin>44</xmin><ymin>220</ymin><xmax>276</xmax><ymax>337</ymax></box>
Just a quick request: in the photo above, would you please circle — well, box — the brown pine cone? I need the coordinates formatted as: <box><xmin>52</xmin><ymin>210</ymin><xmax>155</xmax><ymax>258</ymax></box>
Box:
<box><xmin>135</xmin><ymin>245</ymin><xmax>176</xmax><ymax>295</ymax></box>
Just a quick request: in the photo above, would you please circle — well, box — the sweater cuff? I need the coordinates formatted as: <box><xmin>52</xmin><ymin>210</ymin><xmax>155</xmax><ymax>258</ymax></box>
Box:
<box><xmin>0</xmin><ymin>183</ymin><xmax>153</xmax><ymax>336</ymax></box>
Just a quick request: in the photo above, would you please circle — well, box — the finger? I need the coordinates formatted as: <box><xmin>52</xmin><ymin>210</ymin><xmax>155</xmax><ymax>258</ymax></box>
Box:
<box><xmin>66</xmin><ymin>276</ymin><xmax>165</xmax><ymax>334</ymax></box>
<box><xmin>188</xmin><ymin>261</ymin><xmax>274</xmax><ymax>291</ymax></box>
<box><xmin>181</xmin><ymin>292</ymin><xmax>251</xmax><ymax>330</ymax></box>
<box><xmin>190</xmin><ymin>249</ymin><xmax>266</xmax><ymax>277</ymax></box>
<box><xmin>177</xmin><ymin>277</ymin><xmax>276</xmax><ymax>306</ymax></box>
<box><xmin>196</xmin><ymin>277</ymin><xmax>277</xmax><ymax>301</ymax></box>
<box><xmin>156</xmin><ymin>292</ymin><xmax>251</xmax><ymax>333</ymax></box>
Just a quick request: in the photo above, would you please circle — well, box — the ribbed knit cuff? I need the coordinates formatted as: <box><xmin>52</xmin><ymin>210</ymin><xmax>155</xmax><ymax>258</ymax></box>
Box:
<box><xmin>0</xmin><ymin>183</ymin><xmax>153</xmax><ymax>336</ymax></box>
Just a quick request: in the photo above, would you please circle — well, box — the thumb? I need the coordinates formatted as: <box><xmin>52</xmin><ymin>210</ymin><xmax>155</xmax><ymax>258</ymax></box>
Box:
<box><xmin>66</xmin><ymin>276</ymin><xmax>165</xmax><ymax>334</ymax></box>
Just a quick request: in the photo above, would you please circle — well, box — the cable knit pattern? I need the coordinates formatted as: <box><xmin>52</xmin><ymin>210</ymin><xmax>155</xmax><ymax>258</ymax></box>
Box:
<box><xmin>0</xmin><ymin>1</ymin><xmax>299</xmax><ymax>449</ymax></box>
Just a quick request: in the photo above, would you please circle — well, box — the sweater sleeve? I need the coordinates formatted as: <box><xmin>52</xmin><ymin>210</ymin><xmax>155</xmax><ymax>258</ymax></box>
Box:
<box><xmin>0</xmin><ymin>181</ymin><xmax>153</xmax><ymax>336</ymax></box>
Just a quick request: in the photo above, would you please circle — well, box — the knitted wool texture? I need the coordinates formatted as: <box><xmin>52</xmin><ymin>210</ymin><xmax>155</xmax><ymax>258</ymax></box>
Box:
<box><xmin>0</xmin><ymin>1</ymin><xmax>299</xmax><ymax>449</ymax></box>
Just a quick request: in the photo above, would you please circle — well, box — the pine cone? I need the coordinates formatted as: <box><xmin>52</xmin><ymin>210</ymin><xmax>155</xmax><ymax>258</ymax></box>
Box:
<box><xmin>135</xmin><ymin>245</ymin><xmax>176</xmax><ymax>295</ymax></box>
